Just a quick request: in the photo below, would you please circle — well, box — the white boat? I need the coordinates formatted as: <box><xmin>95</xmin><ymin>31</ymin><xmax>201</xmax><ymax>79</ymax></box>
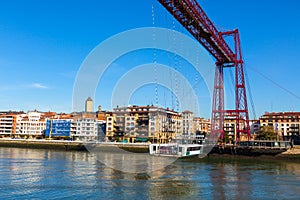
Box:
<box><xmin>149</xmin><ymin>143</ymin><xmax>203</xmax><ymax>157</ymax></box>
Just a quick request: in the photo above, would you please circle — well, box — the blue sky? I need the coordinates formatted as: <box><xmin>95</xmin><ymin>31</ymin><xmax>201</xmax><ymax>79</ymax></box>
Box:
<box><xmin>0</xmin><ymin>0</ymin><xmax>300</xmax><ymax>119</ymax></box>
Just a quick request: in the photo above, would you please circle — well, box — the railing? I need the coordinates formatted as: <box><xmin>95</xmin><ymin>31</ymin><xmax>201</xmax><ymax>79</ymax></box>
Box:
<box><xmin>238</xmin><ymin>140</ymin><xmax>292</xmax><ymax>149</ymax></box>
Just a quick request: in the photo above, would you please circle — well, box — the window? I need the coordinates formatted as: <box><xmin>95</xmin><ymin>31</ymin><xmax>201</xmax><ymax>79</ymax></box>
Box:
<box><xmin>187</xmin><ymin>147</ymin><xmax>201</xmax><ymax>151</ymax></box>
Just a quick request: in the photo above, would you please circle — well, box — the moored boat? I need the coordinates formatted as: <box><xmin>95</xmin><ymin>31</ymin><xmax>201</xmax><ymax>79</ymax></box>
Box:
<box><xmin>149</xmin><ymin>143</ymin><xmax>203</xmax><ymax>157</ymax></box>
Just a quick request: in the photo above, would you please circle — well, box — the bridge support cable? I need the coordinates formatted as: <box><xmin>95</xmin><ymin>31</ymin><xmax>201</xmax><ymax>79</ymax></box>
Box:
<box><xmin>244</xmin><ymin>65</ymin><xmax>257</xmax><ymax>120</ymax></box>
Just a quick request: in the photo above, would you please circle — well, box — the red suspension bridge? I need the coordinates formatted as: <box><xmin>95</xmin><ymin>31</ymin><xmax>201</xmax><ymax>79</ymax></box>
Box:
<box><xmin>157</xmin><ymin>0</ymin><xmax>250</xmax><ymax>141</ymax></box>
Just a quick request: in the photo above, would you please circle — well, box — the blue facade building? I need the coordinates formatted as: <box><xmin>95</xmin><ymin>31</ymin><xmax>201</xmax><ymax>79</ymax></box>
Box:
<box><xmin>45</xmin><ymin>119</ymin><xmax>71</xmax><ymax>138</ymax></box>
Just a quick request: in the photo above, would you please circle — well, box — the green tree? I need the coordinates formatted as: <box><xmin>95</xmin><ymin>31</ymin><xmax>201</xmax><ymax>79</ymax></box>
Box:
<box><xmin>256</xmin><ymin>126</ymin><xmax>278</xmax><ymax>140</ymax></box>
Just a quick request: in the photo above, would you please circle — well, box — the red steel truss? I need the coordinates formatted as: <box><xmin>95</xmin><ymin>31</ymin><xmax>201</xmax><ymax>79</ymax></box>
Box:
<box><xmin>158</xmin><ymin>0</ymin><xmax>250</xmax><ymax>140</ymax></box>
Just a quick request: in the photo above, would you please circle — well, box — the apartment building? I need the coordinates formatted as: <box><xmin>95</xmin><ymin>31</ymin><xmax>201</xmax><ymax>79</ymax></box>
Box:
<box><xmin>45</xmin><ymin>119</ymin><xmax>72</xmax><ymax>138</ymax></box>
<box><xmin>193</xmin><ymin>117</ymin><xmax>211</xmax><ymax>134</ymax></box>
<box><xmin>0</xmin><ymin>112</ymin><xmax>24</xmax><ymax>138</ymax></box>
<box><xmin>182</xmin><ymin>110</ymin><xmax>194</xmax><ymax>135</ymax></box>
<box><xmin>108</xmin><ymin>106</ymin><xmax>183</xmax><ymax>143</ymax></box>
<box><xmin>260</xmin><ymin>112</ymin><xmax>300</xmax><ymax>141</ymax></box>
<box><xmin>71</xmin><ymin>113</ymin><xmax>103</xmax><ymax>141</ymax></box>
<box><xmin>16</xmin><ymin>111</ymin><xmax>47</xmax><ymax>139</ymax></box>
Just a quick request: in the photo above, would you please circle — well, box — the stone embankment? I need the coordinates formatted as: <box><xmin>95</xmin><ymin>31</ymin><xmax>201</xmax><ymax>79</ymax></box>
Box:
<box><xmin>276</xmin><ymin>146</ymin><xmax>300</xmax><ymax>159</ymax></box>
<box><xmin>0</xmin><ymin>139</ymin><xmax>85</xmax><ymax>151</ymax></box>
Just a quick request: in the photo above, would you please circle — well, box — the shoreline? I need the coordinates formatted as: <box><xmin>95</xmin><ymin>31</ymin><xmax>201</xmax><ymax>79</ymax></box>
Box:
<box><xmin>0</xmin><ymin>139</ymin><xmax>86</xmax><ymax>151</ymax></box>
<box><xmin>1</xmin><ymin>139</ymin><xmax>300</xmax><ymax>160</ymax></box>
<box><xmin>207</xmin><ymin>151</ymin><xmax>300</xmax><ymax>161</ymax></box>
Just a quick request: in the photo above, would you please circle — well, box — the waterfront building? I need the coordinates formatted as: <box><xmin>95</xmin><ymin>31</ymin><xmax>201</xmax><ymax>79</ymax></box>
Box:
<box><xmin>153</xmin><ymin>107</ymin><xmax>183</xmax><ymax>143</ymax></box>
<box><xmin>85</xmin><ymin>97</ymin><xmax>93</xmax><ymax>113</ymax></box>
<box><xmin>223</xmin><ymin>113</ymin><xmax>236</xmax><ymax>141</ymax></box>
<box><xmin>16</xmin><ymin>111</ymin><xmax>47</xmax><ymax>139</ymax></box>
<box><xmin>96</xmin><ymin>105</ymin><xmax>106</xmax><ymax>121</ymax></box>
<box><xmin>221</xmin><ymin>113</ymin><xmax>252</xmax><ymax>142</ymax></box>
<box><xmin>0</xmin><ymin>112</ymin><xmax>24</xmax><ymax>138</ymax></box>
<box><xmin>45</xmin><ymin>119</ymin><xmax>72</xmax><ymax>138</ymax></box>
<box><xmin>249</xmin><ymin>120</ymin><xmax>260</xmax><ymax>135</ymax></box>
<box><xmin>0</xmin><ymin>114</ymin><xmax>14</xmax><ymax>137</ymax></box>
<box><xmin>71</xmin><ymin>113</ymin><xmax>102</xmax><ymax>141</ymax></box>
<box><xmin>193</xmin><ymin>117</ymin><xmax>211</xmax><ymax>134</ymax></box>
<box><xmin>105</xmin><ymin>112</ymin><xmax>115</xmax><ymax>141</ymax></box>
<box><xmin>259</xmin><ymin>112</ymin><xmax>300</xmax><ymax>141</ymax></box>
<box><xmin>109</xmin><ymin>105</ymin><xmax>183</xmax><ymax>143</ymax></box>
<box><xmin>182</xmin><ymin>110</ymin><xmax>194</xmax><ymax>136</ymax></box>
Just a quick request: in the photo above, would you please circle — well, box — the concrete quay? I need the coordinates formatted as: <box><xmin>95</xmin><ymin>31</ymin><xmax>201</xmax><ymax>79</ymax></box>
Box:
<box><xmin>0</xmin><ymin>139</ymin><xmax>149</xmax><ymax>152</ymax></box>
<box><xmin>0</xmin><ymin>139</ymin><xmax>86</xmax><ymax>151</ymax></box>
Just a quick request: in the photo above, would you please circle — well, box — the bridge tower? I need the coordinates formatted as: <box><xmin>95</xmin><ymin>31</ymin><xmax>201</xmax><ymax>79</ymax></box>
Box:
<box><xmin>157</xmin><ymin>0</ymin><xmax>250</xmax><ymax>141</ymax></box>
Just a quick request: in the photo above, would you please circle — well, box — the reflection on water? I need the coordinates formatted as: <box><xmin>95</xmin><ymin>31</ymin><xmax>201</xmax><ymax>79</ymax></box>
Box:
<box><xmin>86</xmin><ymin>145</ymin><xmax>177</xmax><ymax>173</ymax></box>
<box><xmin>1</xmin><ymin>148</ymin><xmax>300</xmax><ymax>199</ymax></box>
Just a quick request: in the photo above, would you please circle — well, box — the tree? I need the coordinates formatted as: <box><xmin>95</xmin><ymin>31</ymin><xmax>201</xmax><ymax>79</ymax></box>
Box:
<box><xmin>256</xmin><ymin>126</ymin><xmax>278</xmax><ymax>140</ymax></box>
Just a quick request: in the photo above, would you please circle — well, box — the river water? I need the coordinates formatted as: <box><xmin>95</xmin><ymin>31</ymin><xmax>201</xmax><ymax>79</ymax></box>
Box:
<box><xmin>1</xmin><ymin>147</ymin><xmax>300</xmax><ymax>199</ymax></box>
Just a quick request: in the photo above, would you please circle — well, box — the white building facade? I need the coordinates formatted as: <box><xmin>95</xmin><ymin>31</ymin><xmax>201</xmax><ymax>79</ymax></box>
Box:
<box><xmin>182</xmin><ymin>110</ymin><xmax>194</xmax><ymax>136</ymax></box>
<box><xmin>0</xmin><ymin>114</ymin><xmax>17</xmax><ymax>137</ymax></box>
<box><xmin>17</xmin><ymin>111</ymin><xmax>46</xmax><ymax>138</ymax></box>
<box><xmin>71</xmin><ymin>117</ymin><xmax>100</xmax><ymax>141</ymax></box>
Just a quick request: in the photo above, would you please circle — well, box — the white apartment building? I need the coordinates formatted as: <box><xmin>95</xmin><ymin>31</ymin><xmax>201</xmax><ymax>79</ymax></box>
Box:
<box><xmin>0</xmin><ymin>114</ymin><xmax>16</xmax><ymax>137</ymax></box>
<box><xmin>182</xmin><ymin>110</ymin><xmax>194</xmax><ymax>135</ymax></box>
<box><xmin>71</xmin><ymin>117</ymin><xmax>100</xmax><ymax>141</ymax></box>
<box><xmin>17</xmin><ymin>111</ymin><xmax>46</xmax><ymax>138</ymax></box>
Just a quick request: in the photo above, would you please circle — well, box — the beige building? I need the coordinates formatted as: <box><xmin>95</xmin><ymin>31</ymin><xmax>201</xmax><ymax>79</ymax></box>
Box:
<box><xmin>106</xmin><ymin>105</ymin><xmax>183</xmax><ymax>143</ymax></box>
<box><xmin>105</xmin><ymin>112</ymin><xmax>115</xmax><ymax>140</ymax></box>
<box><xmin>193</xmin><ymin>117</ymin><xmax>211</xmax><ymax>134</ymax></box>
<box><xmin>222</xmin><ymin>113</ymin><xmax>249</xmax><ymax>142</ymax></box>
<box><xmin>259</xmin><ymin>112</ymin><xmax>300</xmax><ymax>141</ymax></box>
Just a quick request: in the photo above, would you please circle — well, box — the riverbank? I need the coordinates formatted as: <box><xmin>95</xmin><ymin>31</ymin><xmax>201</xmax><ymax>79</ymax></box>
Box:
<box><xmin>0</xmin><ymin>139</ymin><xmax>149</xmax><ymax>153</ymax></box>
<box><xmin>0</xmin><ymin>139</ymin><xmax>86</xmax><ymax>151</ymax></box>
<box><xmin>275</xmin><ymin>146</ymin><xmax>300</xmax><ymax>159</ymax></box>
<box><xmin>208</xmin><ymin>145</ymin><xmax>300</xmax><ymax>160</ymax></box>
<box><xmin>1</xmin><ymin>139</ymin><xmax>300</xmax><ymax>160</ymax></box>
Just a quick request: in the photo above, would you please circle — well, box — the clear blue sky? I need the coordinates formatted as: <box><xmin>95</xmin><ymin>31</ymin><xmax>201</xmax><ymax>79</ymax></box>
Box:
<box><xmin>0</xmin><ymin>0</ymin><xmax>300</xmax><ymax>119</ymax></box>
